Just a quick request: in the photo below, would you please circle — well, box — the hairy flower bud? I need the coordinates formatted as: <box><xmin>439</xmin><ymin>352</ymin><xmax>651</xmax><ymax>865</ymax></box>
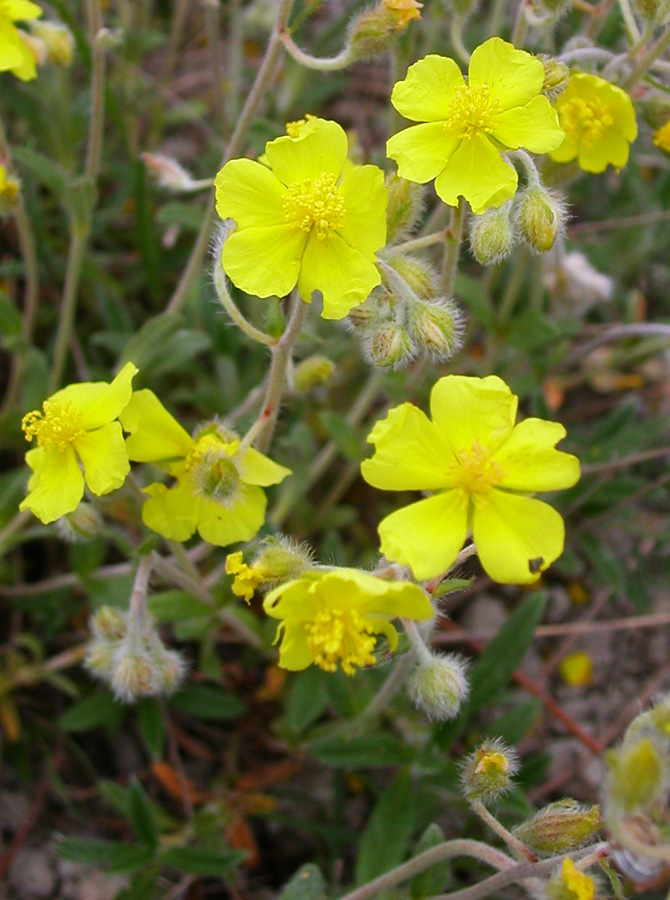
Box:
<box><xmin>31</xmin><ymin>21</ymin><xmax>74</xmax><ymax>66</ymax></box>
<box><xmin>293</xmin><ymin>355</ymin><xmax>336</xmax><ymax>393</ymax></box>
<box><xmin>461</xmin><ymin>739</ymin><xmax>519</xmax><ymax>803</ymax></box>
<box><xmin>407</xmin><ymin>299</ymin><xmax>464</xmax><ymax>361</ymax></box>
<box><xmin>111</xmin><ymin>647</ymin><xmax>158</xmax><ymax>703</ymax></box>
<box><xmin>605</xmin><ymin>736</ymin><xmax>665</xmax><ymax>812</ymax></box>
<box><xmin>0</xmin><ymin>166</ymin><xmax>19</xmax><ymax>213</ymax></box>
<box><xmin>513</xmin><ymin>800</ymin><xmax>601</xmax><ymax>856</ymax></box>
<box><xmin>540</xmin><ymin>55</ymin><xmax>570</xmax><ymax>98</ymax></box>
<box><xmin>469</xmin><ymin>202</ymin><xmax>517</xmax><ymax>265</ymax></box>
<box><xmin>55</xmin><ymin>502</ymin><xmax>102</xmax><ymax>543</ymax></box>
<box><xmin>384</xmin><ymin>254</ymin><xmax>438</xmax><ymax>299</ymax></box>
<box><xmin>516</xmin><ymin>187</ymin><xmax>567</xmax><ymax>253</ymax></box>
<box><xmin>364</xmin><ymin>323</ymin><xmax>415</xmax><ymax>368</ymax></box>
<box><xmin>407</xmin><ymin>652</ymin><xmax>469</xmax><ymax>721</ymax></box>
<box><xmin>91</xmin><ymin>606</ymin><xmax>128</xmax><ymax>642</ymax></box>
<box><xmin>85</xmin><ymin>640</ymin><xmax>116</xmax><ymax>679</ymax></box>
<box><xmin>142</xmin><ymin>153</ymin><xmax>200</xmax><ymax>192</ymax></box>
<box><xmin>385</xmin><ymin>173</ymin><xmax>425</xmax><ymax>242</ymax></box>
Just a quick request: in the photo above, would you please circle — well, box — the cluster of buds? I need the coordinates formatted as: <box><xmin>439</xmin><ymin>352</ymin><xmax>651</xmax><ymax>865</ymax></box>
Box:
<box><xmin>407</xmin><ymin>651</ymin><xmax>469</xmax><ymax>721</ymax></box>
<box><xmin>348</xmin><ymin>255</ymin><xmax>463</xmax><ymax>368</ymax></box>
<box><xmin>469</xmin><ymin>186</ymin><xmax>568</xmax><ymax>265</ymax></box>
<box><xmin>226</xmin><ymin>536</ymin><xmax>314</xmax><ymax>602</ymax></box>
<box><xmin>346</xmin><ymin>0</ymin><xmax>423</xmax><ymax>61</ymax></box>
<box><xmin>85</xmin><ymin>605</ymin><xmax>186</xmax><ymax>703</ymax></box>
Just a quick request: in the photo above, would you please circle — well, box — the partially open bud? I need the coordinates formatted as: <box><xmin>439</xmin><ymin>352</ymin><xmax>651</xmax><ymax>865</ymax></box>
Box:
<box><xmin>516</xmin><ymin>187</ymin><xmax>567</xmax><ymax>253</ymax></box>
<box><xmin>0</xmin><ymin>165</ymin><xmax>19</xmax><ymax>214</ymax></box>
<box><xmin>469</xmin><ymin>202</ymin><xmax>517</xmax><ymax>265</ymax></box>
<box><xmin>605</xmin><ymin>736</ymin><xmax>665</xmax><ymax>812</ymax></box>
<box><xmin>227</xmin><ymin>538</ymin><xmax>314</xmax><ymax>601</ymax></box>
<box><xmin>55</xmin><ymin>502</ymin><xmax>102</xmax><ymax>543</ymax></box>
<box><xmin>385</xmin><ymin>173</ymin><xmax>425</xmax><ymax>243</ymax></box>
<box><xmin>539</xmin><ymin>55</ymin><xmax>570</xmax><ymax>98</ymax></box>
<box><xmin>545</xmin><ymin>858</ymin><xmax>596</xmax><ymax>900</ymax></box>
<box><xmin>30</xmin><ymin>21</ymin><xmax>75</xmax><ymax>66</ymax></box>
<box><xmin>407</xmin><ymin>298</ymin><xmax>464</xmax><ymax>362</ymax></box>
<box><xmin>382</xmin><ymin>0</ymin><xmax>423</xmax><ymax>27</ymax></box>
<box><xmin>407</xmin><ymin>653</ymin><xmax>469</xmax><ymax>721</ymax></box>
<box><xmin>293</xmin><ymin>355</ymin><xmax>336</xmax><ymax>393</ymax></box>
<box><xmin>364</xmin><ymin>323</ymin><xmax>414</xmax><ymax>368</ymax></box>
<box><xmin>384</xmin><ymin>255</ymin><xmax>438</xmax><ymax>299</ymax></box>
<box><xmin>461</xmin><ymin>739</ymin><xmax>519</xmax><ymax>803</ymax></box>
<box><xmin>347</xmin><ymin>0</ymin><xmax>421</xmax><ymax>61</ymax></box>
<box><xmin>513</xmin><ymin>800</ymin><xmax>601</xmax><ymax>856</ymax></box>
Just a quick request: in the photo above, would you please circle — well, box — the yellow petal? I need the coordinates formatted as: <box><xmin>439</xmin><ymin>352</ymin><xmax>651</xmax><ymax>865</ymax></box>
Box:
<box><xmin>387</xmin><ymin>123</ymin><xmax>461</xmax><ymax>184</ymax></box>
<box><xmin>391</xmin><ymin>54</ymin><xmax>465</xmax><ymax>122</ymax></box>
<box><xmin>490</xmin><ymin>96</ymin><xmax>564</xmax><ymax>153</ymax></box>
<box><xmin>337</xmin><ymin>164</ymin><xmax>387</xmax><ymax>259</ymax></box>
<box><xmin>430</xmin><ymin>375</ymin><xmax>517</xmax><ymax>456</ymax></box>
<box><xmin>5</xmin><ymin>0</ymin><xmax>43</xmax><ymax>20</ymax></box>
<box><xmin>468</xmin><ymin>38</ymin><xmax>544</xmax><ymax>109</ymax></box>
<box><xmin>495</xmin><ymin>418</ymin><xmax>581</xmax><ymax>491</ymax></box>
<box><xmin>240</xmin><ymin>447</ymin><xmax>291</xmax><ymax>487</ymax></box>
<box><xmin>25</xmin><ymin>446</ymin><xmax>45</xmax><ymax>490</ymax></box>
<box><xmin>274</xmin><ymin>619</ymin><xmax>314</xmax><ymax>671</ymax></box>
<box><xmin>142</xmin><ymin>480</ymin><xmax>200</xmax><ymax>542</ymax></box>
<box><xmin>297</xmin><ymin>231</ymin><xmax>381</xmax><ymax>320</ymax></box>
<box><xmin>378</xmin><ymin>490</ymin><xmax>469</xmax><ymax>581</ymax></box>
<box><xmin>549</xmin><ymin>134</ymin><xmax>578</xmax><ymax>164</ymax></box>
<box><xmin>265</xmin><ymin>118</ymin><xmax>348</xmax><ymax>186</ymax></box>
<box><xmin>214</xmin><ymin>158</ymin><xmax>287</xmax><ymax>229</ymax></box>
<box><xmin>52</xmin><ymin>362</ymin><xmax>138</xmax><ymax>432</ymax></box>
<box><xmin>578</xmin><ymin>130</ymin><xmax>629</xmax><ymax>173</ymax></box>
<box><xmin>120</xmin><ymin>389</ymin><xmax>193</xmax><ymax>462</ymax></box>
<box><xmin>196</xmin><ymin>484</ymin><xmax>266</xmax><ymax>545</ymax></box>
<box><xmin>222</xmin><ymin>224</ymin><xmax>306</xmax><ymax>299</ymax></box>
<box><xmin>74</xmin><ymin>421</ymin><xmax>129</xmax><ymax>496</ymax></box>
<box><xmin>19</xmin><ymin>446</ymin><xmax>84</xmax><ymax>523</ymax></box>
<box><xmin>264</xmin><ymin>576</ymin><xmax>319</xmax><ymax>620</ymax></box>
<box><xmin>472</xmin><ymin>490</ymin><xmax>565</xmax><ymax>584</ymax></box>
<box><xmin>362</xmin><ymin>402</ymin><xmax>457</xmax><ymax>491</ymax></box>
<box><xmin>434</xmin><ymin>134</ymin><xmax>517</xmax><ymax>214</ymax></box>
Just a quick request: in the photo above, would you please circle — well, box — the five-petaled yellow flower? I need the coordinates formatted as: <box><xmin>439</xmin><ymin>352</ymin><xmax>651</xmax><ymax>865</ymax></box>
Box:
<box><xmin>550</xmin><ymin>73</ymin><xmax>637</xmax><ymax>173</ymax></box>
<box><xmin>264</xmin><ymin>568</ymin><xmax>433</xmax><ymax>675</ymax></box>
<box><xmin>559</xmin><ymin>859</ymin><xmax>595</xmax><ymax>900</ymax></box>
<box><xmin>361</xmin><ymin>375</ymin><xmax>580</xmax><ymax>584</ymax></box>
<box><xmin>386</xmin><ymin>37</ymin><xmax>564</xmax><ymax>214</ymax></box>
<box><xmin>215</xmin><ymin>117</ymin><xmax>387</xmax><ymax>320</ymax></box>
<box><xmin>0</xmin><ymin>0</ymin><xmax>42</xmax><ymax>81</ymax></box>
<box><xmin>120</xmin><ymin>390</ymin><xmax>291</xmax><ymax>546</ymax></box>
<box><xmin>20</xmin><ymin>362</ymin><xmax>137</xmax><ymax>524</ymax></box>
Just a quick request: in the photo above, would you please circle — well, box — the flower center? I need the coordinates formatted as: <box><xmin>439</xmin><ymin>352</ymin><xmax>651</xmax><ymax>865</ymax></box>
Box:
<box><xmin>283</xmin><ymin>173</ymin><xmax>345</xmax><ymax>240</ymax></box>
<box><xmin>558</xmin><ymin>96</ymin><xmax>613</xmax><ymax>147</ymax></box>
<box><xmin>304</xmin><ymin>607</ymin><xmax>377</xmax><ymax>675</ymax></box>
<box><xmin>445</xmin><ymin>85</ymin><xmax>502</xmax><ymax>139</ymax></box>
<box><xmin>185</xmin><ymin>435</ymin><xmax>240</xmax><ymax>504</ymax></box>
<box><xmin>22</xmin><ymin>401</ymin><xmax>85</xmax><ymax>451</ymax></box>
<box><xmin>448</xmin><ymin>441</ymin><xmax>504</xmax><ymax>494</ymax></box>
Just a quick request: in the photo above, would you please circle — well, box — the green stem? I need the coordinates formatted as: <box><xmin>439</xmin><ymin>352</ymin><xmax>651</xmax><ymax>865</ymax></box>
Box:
<box><xmin>279</xmin><ymin>31</ymin><xmax>353</xmax><ymax>69</ymax></box>
<box><xmin>165</xmin><ymin>0</ymin><xmax>295</xmax><ymax>315</ymax></box>
<box><xmin>470</xmin><ymin>800</ymin><xmax>536</xmax><ymax>862</ymax></box>
<box><xmin>624</xmin><ymin>27</ymin><xmax>670</xmax><ymax>89</ymax></box>
<box><xmin>213</xmin><ymin>265</ymin><xmax>276</xmax><ymax>346</ymax></box>
<box><xmin>0</xmin><ymin>510</ymin><xmax>32</xmax><ymax>558</ymax></box>
<box><xmin>392</xmin><ymin>230</ymin><xmax>446</xmax><ymax>253</ymax></box>
<box><xmin>498</xmin><ymin>252</ymin><xmax>528</xmax><ymax>323</ymax></box>
<box><xmin>449</xmin><ymin>17</ymin><xmax>471</xmax><ymax>64</ymax></box>
<box><xmin>511</xmin><ymin>0</ymin><xmax>529</xmax><ymax>45</ymax></box>
<box><xmin>205</xmin><ymin>1</ymin><xmax>226</xmax><ymax>123</ymax></box>
<box><xmin>442</xmin><ymin>198</ymin><xmax>465</xmax><ymax>298</ymax></box>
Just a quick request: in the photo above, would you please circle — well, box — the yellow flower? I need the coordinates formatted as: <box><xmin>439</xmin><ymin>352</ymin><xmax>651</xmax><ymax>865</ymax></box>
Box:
<box><xmin>0</xmin><ymin>163</ymin><xmax>19</xmax><ymax>212</ymax></box>
<box><xmin>386</xmin><ymin>37</ymin><xmax>564</xmax><ymax>214</ymax></box>
<box><xmin>550</xmin><ymin>73</ymin><xmax>637</xmax><ymax>172</ymax></box>
<box><xmin>559</xmin><ymin>859</ymin><xmax>595</xmax><ymax>900</ymax></box>
<box><xmin>559</xmin><ymin>651</ymin><xmax>593</xmax><ymax>686</ymax></box>
<box><xmin>225</xmin><ymin>551</ymin><xmax>263</xmax><ymax>602</ymax></box>
<box><xmin>653</xmin><ymin>119</ymin><xmax>670</xmax><ymax>154</ymax></box>
<box><xmin>120</xmin><ymin>390</ymin><xmax>291</xmax><ymax>546</ymax></box>
<box><xmin>361</xmin><ymin>375</ymin><xmax>580</xmax><ymax>584</ymax></box>
<box><xmin>0</xmin><ymin>0</ymin><xmax>42</xmax><ymax>80</ymax></box>
<box><xmin>383</xmin><ymin>0</ymin><xmax>423</xmax><ymax>28</ymax></box>
<box><xmin>20</xmin><ymin>362</ymin><xmax>137</xmax><ymax>524</ymax></box>
<box><xmin>263</xmin><ymin>568</ymin><xmax>433</xmax><ymax>675</ymax></box>
<box><xmin>214</xmin><ymin>117</ymin><xmax>387</xmax><ymax>320</ymax></box>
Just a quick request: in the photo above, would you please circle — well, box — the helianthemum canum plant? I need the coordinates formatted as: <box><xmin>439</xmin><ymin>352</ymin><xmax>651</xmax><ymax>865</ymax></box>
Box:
<box><xmin>214</xmin><ymin>117</ymin><xmax>388</xmax><ymax>319</ymax></box>
<box><xmin>386</xmin><ymin>37</ymin><xmax>565</xmax><ymax>213</ymax></box>
<box><xmin>361</xmin><ymin>375</ymin><xmax>580</xmax><ymax>583</ymax></box>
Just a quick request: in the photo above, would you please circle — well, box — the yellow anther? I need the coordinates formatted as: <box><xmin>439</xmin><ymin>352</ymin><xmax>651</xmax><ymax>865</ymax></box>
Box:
<box><xmin>445</xmin><ymin>85</ymin><xmax>502</xmax><ymax>139</ymax></box>
<box><xmin>448</xmin><ymin>441</ymin><xmax>504</xmax><ymax>494</ymax></box>
<box><xmin>304</xmin><ymin>607</ymin><xmax>377</xmax><ymax>675</ymax></box>
<box><xmin>558</xmin><ymin>97</ymin><xmax>613</xmax><ymax>148</ymax></box>
<box><xmin>285</xmin><ymin>113</ymin><xmax>316</xmax><ymax>138</ymax></box>
<box><xmin>283</xmin><ymin>173</ymin><xmax>345</xmax><ymax>239</ymax></box>
<box><xmin>21</xmin><ymin>401</ymin><xmax>84</xmax><ymax>452</ymax></box>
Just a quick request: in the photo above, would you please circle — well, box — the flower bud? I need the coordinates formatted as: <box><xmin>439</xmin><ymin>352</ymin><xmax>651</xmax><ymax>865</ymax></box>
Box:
<box><xmin>84</xmin><ymin>640</ymin><xmax>116</xmax><ymax>679</ymax></box>
<box><xmin>382</xmin><ymin>0</ymin><xmax>423</xmax><ymax>27</ymax></box>
<box><xmin>545</xmin><ymin>858</ymin><xmax>596</xmax><ymax>900</ymax></box>
<box><xmin>384</xmin><ymin>255</ymin><xmax>437</xmax><ymax>299</ymax></box>
<box><xmin>385</xmin><ymin>173</ymin><xmax>424</xmax><ymax>242</ymax></box>
<box><xmin>251</xmin><ymin>537</ymin><xmax>314</xmax><ymax>586</ymax></box>
<box><xmin>461</xmin><ymin>739</ymin><xmax>519</xmax><ymax>803</ymax></box>
<box><xmin>347</xmin><ymin>0</ymin><xmax>420</xmax><ymax>61</ymax></box>
<box><xmin>625</xmin><ymin>695</ymin><xmax>670</xmax><ymax>742</ymax></box>
<box><xmin>513</xmin><ymin>800</ymin><xmax>601</xmax><ymax>856</ymax></box>
<box><xmin>142</xmin><ymin>153</ymin><xmax>199</xmax><ymax>192</ymax></box>
<box><xmin>516</xmin><ymin>187</ymin><xmax>567</xmax><ymax>253</ymax></box>
<box><xmin>605</xmin><ymin>736</ymin><xmax>665</xmax><ymax>812</ymax></box>
<box><xmin>55</xmin><ymin>502</ymin><xmax>102</xmax><ymax>543</ymax></box>
<box><xmin>539</xmin><ymin>55</ymin><xmax>570</xmax><ymax>97</ymax></box>
<box><xmin>151</xmin><ymin>645</ymin><xmax>187</xmax><ymax>695</ymax></box>
<box><xmin>346</xmin><ymin>294</ymin><xmax>383</xmax><ymax>329</ymax></box>
<box><xmin>293</xmin><ymin>355</ymin><xmax>336</xmax><ymax>393</ymax></box>
<box><xmin>30</xmin><ymin>21</ymin><xmax>75</xmax><ymax>66</ymax></box>
<box><xmin>641</xmin><ymin>94</ymin><xmax>670</xmax><ymax>129</ymax></box>
<box><xmin>469</xmin><ymin>202</ymin><xmax>517</xmax><ymax>265</ymax></box>
<box><xmin>0</xmin><ymin>165</ymin><xmax>19</xmax><ymax>214</ymax></box>
<box><xmin>364</xmin><ymin>323</ymin><xmax>415</xmax><ymax>368</ymax></box>
<box><xmin>407</xmin><ymin>299</ymin><xmax>464</xmax><ymax>361</ymax></box>
<box><xmin>91</xmin><ymin>606</ymin><xmax>127</xmax><ymax>642</ymax></box>
<box><xmin>111</xmin><ymin>647</ymin><xmax>158</xmax><ymax>703</ymax></box>
<box><xmin>407</xmin><ymin>653</ymin><xmax>469</xmax><ymax>721</ymax></box>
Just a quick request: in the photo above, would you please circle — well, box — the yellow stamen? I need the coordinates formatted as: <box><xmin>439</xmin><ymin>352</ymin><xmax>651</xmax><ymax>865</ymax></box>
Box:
<box><xmin>22</xmin><ymin>401</ymin><xmax>84</xmax><ymax>451</ymax></box>
<box><xmin>304</xmin><ymin>607</ymin><xmax>377</xmax><ymax>675</ymax></box>
<box><xmin>558</xmin><ymin>96</ymin><xmax>613</xmax><ymax>147</ymax></box>
<box><xmin>446</xmin><ymin>85</ymin><xmax>502</xmax><ymax>139</ymax></box>
<box><xmin>285</xmin><ymin>113</ymin><xmax>316</xmax><ymax>138</ymax></box>
<box><xmin>283</xmin><ymin>173</ymin><xmax>345</xmax><ymax>240</ymax></box>
<box><xmin>448</xmin><ymin>441</ymin><xmax>504</xmax><ymax>494</ymax></box>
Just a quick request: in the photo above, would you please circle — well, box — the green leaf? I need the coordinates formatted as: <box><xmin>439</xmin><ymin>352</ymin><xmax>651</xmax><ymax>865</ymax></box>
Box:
<box><xmin>318</xmin><ymin>411</ymin><xmax>361</xmax><ymax>461</ymax></box>
<box><xmin>410</xmin><ymin>823</ymin><xmax>451</xmax><ymax>899</ymax></box>
<box><xmin>309</xmin><ymin>733</ymin><xmax>415</xmax><ymax>769</ymax></box>
<box><xmin>12</xmin><ymin>146</ymin><xmax>68</xmax><ymax>195</ymax></box>
<box><xmin>287</xmin><ymin>667</ymin><xmax>330</xmax><ymax>734</ymax></box>
<box><xmin>169</xmin><ymin>684</ymin><xmax>247</xmax><ymax>721</ymax></box>
<box><xmin>57</xmin><ymin>838</ymin><xmax>154</xmax><ymax>872</ymax></box>
<box><xmin>59</xmin><ymin>691</ymin><xmax>124</xmax><ymax>733</ymax></box>
<box><xmin>355</xmin><ymin>771</ymin><xmax>417</xmax><ymax>884</ymax></box>
<box><xmin>279</xmin><ymin>863</ymin><xmax>328</xmax><ymax>900</ymax></box>
<box><xmin>137</xmin><ymin>699</ymin><xmax>166</xmax><ymax>758</ymax></box>
<box><xmin>161</xmin><ymin>846</ymin><xmax>244</xmax><ymax>877</ymax></box>
<box><xmin>147</xmin><ymin>590</ymin><xmax>213</xmax><ymax>623</ymax></box>
<box><xmin>129</xmin><ymin>779</ymin><xmax>159</xmax><ymax>849</ymax></box>
<box><xmin>432</xmin><ymin>577</ymin><xmax>473</xmax><ymax>600</ymax></box>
